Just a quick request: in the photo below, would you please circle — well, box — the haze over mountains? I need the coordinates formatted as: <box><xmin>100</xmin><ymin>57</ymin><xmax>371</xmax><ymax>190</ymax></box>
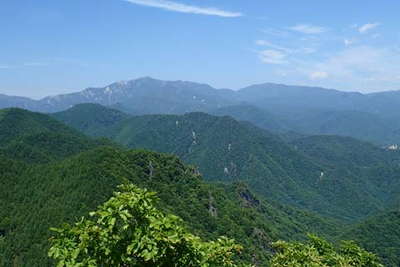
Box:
<box><xmin>2</xmin><ymin>77</ymin><xmax>400</xmax><ymax>145</ymax></box>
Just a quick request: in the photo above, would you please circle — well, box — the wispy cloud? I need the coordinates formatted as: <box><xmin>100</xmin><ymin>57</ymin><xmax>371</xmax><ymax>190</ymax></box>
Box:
<box><xmin>0</xmin><ymin>65</ymin><xmax>12</xmax><ymax>69</ymax></box>
<box><xmin>256</xmin><ymin>40</ymin><xmax>316</xmax><ymax>63</ymax></box>
<box><xmin>288</xmin><ymin>24</ymin><xmax>327</xmax><ymax>34</ymax></box>
<box><xmin>123</xmin><ymin>0</ymin><xmax>242</xmax><ymax>17</ymax></box>
<box><xmin>259</xmin><ymin>49</ymin><xmax>288</xmax><ymax>64</ymax></box>
<box><xmin>255</xmin><ymin>40</ymin><xmax>292</xmax><ymax>53</ymax></box>
<box><xmin>304</xmin><ymin>46</ymin><xmax>400</xmax><ymax>88</ymax></box>
<box><xmin>358</xmin><ymin>23</ymin><xmax>380</xmax><ymax>34</ymax></box>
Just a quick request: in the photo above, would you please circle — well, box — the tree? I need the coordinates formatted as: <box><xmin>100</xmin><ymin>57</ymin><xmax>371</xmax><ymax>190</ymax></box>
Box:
<box><xmin>48</xmin><ymin>184</ymin><xmax>245</xmax><ymax>267</ymax></box>
<box><xmin>270</xmin><ymin>234</ymin><xmax>383</xmax><ymax>267</ymax></box>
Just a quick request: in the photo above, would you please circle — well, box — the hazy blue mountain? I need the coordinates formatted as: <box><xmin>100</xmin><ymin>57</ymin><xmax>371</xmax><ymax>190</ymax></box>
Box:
<box><xmin>275</xmin><ymin>109</ymin><xmax>400</xmax><ymax>145</ymax></box>
<box><xmin>1</xmin><ymin>77</ymin><xmax>236</xmax><ymax>113</ymax></box>
<box><xmin>0</xmin><ymin>94</ymin><xmax>40</xmax><ymax>110</ymax></box>
<box><xmin>236</xmin><ymin>83</ymin><xmax>366</xmax><ymax>111</ymax></box>
<box><xmin>2</xmin><ymin>77</ymin><xmax>400</xmax><ymax>144</ymax></box>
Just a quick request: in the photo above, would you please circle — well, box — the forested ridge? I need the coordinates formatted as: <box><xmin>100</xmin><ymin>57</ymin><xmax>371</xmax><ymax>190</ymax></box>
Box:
<box><xmin>55</xmin><ymin>105</ymin><xmax>400</xmax><ymax>221</ymax></box>
<box><xmin>0</xmin><ymin>107</ymin><xmax>399</xmax><ymax>266</ymax></box>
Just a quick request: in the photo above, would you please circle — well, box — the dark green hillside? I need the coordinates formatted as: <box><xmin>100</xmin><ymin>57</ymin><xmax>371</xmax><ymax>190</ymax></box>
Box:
<box><xmin>0</xmin><ymin>108</ymin><xmax>109</xmax><ymax>163</ymax></box>
<box><xmin>67</xmin><ymin>109</ymin><xmax>395</xmax><ymax>221</ymax></box>
<box><xmin>0</xmin><ymin>108</ymin><xmax>80</xmax><ymax>145</ymax></box>
<box><xmin>0</xmin><ymin>146</ymin><xmax>341</xmax><ymax>266</ymax></box>
<box><xmin>292</xmin><ymin>135</ymin><xmax>400</xmax><ymax>207</ymax></box>
<box><xmin>52</xmin><ymin>103</ymin><xmax>130</xmax><ymax>136</ymax></box>
<box><xmin>291</xmin><ymin>135</ymin><xmax>400</xmax><ymax>167</ymax></box>
<box><xmin>0</xmin><ymin>108</ymin><xmax>344</xmax><ymax>266</ymax></box>
<box><xmin>341</xmin><ymin>211</ymin><xmax>400</xmax><ymax>266</ymax></box>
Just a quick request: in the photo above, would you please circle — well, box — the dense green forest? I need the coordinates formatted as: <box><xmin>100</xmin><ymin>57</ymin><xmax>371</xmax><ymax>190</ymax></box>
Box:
<box><xmin>1</xmin><ymin>107</ymin><xmax>399</xmax><ymax>266</ymax></box>
<box><xmin>0</xmin><ymin>108</ymin><xmax>342</xmax><ymax>266</ymax></box>
<box><xmin>52</xmin><ymin>104</ymin><xmax>400</xmax><ymax>266</ymax></box>
<box><xmin>55</xmin><ymin>105</ymin><xmax>400</xmax><ymax>221</ymax></box>
<box><xmin>48</xmin><ymin>185</ymin><xmax>382</xmax><ymax>267</ymax></box>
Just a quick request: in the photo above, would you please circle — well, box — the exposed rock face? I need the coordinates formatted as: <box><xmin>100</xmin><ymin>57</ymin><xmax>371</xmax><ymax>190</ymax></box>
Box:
<box><xmin>208</xmin><ymin>192</ymin><xmax>218</xmax><ymax>217</ymax></box>
<box><xmin>239</xmin><ymin>188</ymin><xmax>260</xmax><ymax>208</ymax></box>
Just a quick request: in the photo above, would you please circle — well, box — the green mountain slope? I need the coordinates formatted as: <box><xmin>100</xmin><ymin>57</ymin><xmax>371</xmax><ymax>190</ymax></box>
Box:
<box><xmin>341</xmin><ymin>210</ymin><xmax>400</xmax><ymax>266</ymax></box>
<box><xmin>54</xmin><ymin>104</ymin><xmax>400</xmax><ymax>221</ymax></box>
<box><xmin>0</xmin><ymin>108</ymin><xmax>109</xmax><ymax>163</ymax></box>
<box><xmin>52</xmin><ymin>103</ymin><xmax>130</xmax><ymax>136</ymax></box>
<box><xmin>0</xmin><ymin>146</ymin><xmax>343</xmax><ymax>266</ymax></box>
<box><xmin>0</xmin><ymin>109</ymin><xmax>342</xmax><ymax>266</ymax></box>
<box><xmin>292</xmin><ymin>135</ymin><xmax>400</xmax><ymax>207</ymax></box>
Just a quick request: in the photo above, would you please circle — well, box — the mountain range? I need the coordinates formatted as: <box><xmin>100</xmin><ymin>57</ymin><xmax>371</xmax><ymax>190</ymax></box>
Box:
<box><xmin>2</xmin><ymin>78</ymin><xmax>400</xmax><ymax>266</ymax></box>
<box><xmin>1</xmin><ymin>105</ymin><xmax>399</xmax><ymax>265</ymax></box>
<box><xmin>0</xmin><ymin>108</ymin><xmax>341</xmax><ymax>266</ymax></box>
<box><xmin>2</xmin><ymin>77</ymin><xmax>400</xmax><ymax>145</ymax></box>
<box><xmin>53</xmin><ymin>104</ymin><xmax>400</xmax><ymax>222</ymax></box>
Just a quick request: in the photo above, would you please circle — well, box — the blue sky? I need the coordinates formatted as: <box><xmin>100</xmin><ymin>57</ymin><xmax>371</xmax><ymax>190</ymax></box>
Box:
<box><xmin>1</xmin><ymin>0</ymin><xmax>400</xmax><ymax>98</ymax></box>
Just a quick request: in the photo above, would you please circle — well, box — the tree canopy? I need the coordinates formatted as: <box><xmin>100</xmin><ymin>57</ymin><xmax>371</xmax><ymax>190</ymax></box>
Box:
<box><xmin>49</xmin><ymin>184</ymin><xmax>244</xmax><ymax>267</ymax></box>
<box><xmin>270</xmin><ymin>234</ymin><xmax>383</xmax><ymax>267</ymax></box>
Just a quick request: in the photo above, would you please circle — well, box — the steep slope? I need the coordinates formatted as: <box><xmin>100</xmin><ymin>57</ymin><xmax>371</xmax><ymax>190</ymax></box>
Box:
<box><xmin>52</xmin><ymin>103</ymin><xmax>130</xmax><ymax>136</ymax></box>
<box><xmin>341</xmin><ymin>210</ymin><xmax>400</xmax><ymax>266</ymax></box>
<box><xmin>55</xmin><ymin>105</ymin><xmax>399</xmax><ymax>221</ymax></box>
<box><xmin>0</xmin><ymin>109</ymin><xmax>343</xmax><ymax>266</ymax></box>
<box><xmin>0</xmin><ymin>108</ymin><xmax>107</xmax><ymax>163</ymax></box>
<box><xmin>291</xmin><ymin>135</ymin><xmax>400</xmax><ymax>167</ymax></box>
<box><xmin>291</xmin><ymin>135</ymin><xmax>400</xmax><ymax>206</ymax></box>
<box><xmin>0</xmin><ymin>146</ymin><xmax>341</xmax><ymax>266</ymax></box>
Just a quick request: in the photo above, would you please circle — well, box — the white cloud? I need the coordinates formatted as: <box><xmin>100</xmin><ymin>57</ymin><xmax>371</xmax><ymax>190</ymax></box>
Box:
<box><xmin>256</xmin><ymin>40</ymin><xmax>317</xmax><ymax>58</ymax></box>
<box><xmin>259</xmin><ymin>50</ymin><xmax>288</xmax><ymax>64</ymax></box>
<box><xmin>310</xmin><ymin>71</ymin><xmax>328</xmax><ymax>80</ymax></box>
<box><xmin>358</xmin><ymin>23</ymin><xmax>380</xmax><ymax>34</ymax></box>
<box><xmin>304</xmin><ymin>46</ymin><xmax>400</xmax><ymax>87</ymax></box>
<box><xmin>288</xmin><ymin>24</ymin><xmax>327</xmax><ymax>34</ymax></box>
<box><xmin>123</xmin><ymin>0</ymin><xmax>242</xmax><ymax>17</ymax></box>
<box><xmin>344</xmin><ymin>39</ymin><xmax>355</xmax><ymax>46</ymax></box>
<box><xmin>255</xmin><ymin>40</ymin><xmax>292</xmax><ymax>53</ymax></box>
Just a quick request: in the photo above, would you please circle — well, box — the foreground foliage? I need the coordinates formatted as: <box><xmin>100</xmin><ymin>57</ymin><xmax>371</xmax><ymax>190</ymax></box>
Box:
<box><xmin>49</xmin><ymin>184</ymin><xmax>244</xmax><ymax>267</ymax></box>
<box><xmin>270</xmin><ymin>234</ymin><xmax>383</xmax><ymax>267</ymax></box>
